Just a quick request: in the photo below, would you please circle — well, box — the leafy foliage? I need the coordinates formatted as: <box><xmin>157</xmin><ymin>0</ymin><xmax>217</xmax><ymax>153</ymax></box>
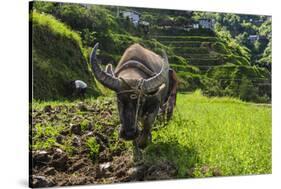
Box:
<box><xmin>86</xmin><ymin>138</ymin><xmax>100</xmax><ymax>161</ymax></box>
<box><xmin>31</xmin><ymin>2</ymin><xmax>271</xmax><ymax>102</ymax></box>
<box><xmin>31</xmin><ymin>11</ymin><xmax>99</xmax><ymax>100</ymax></box>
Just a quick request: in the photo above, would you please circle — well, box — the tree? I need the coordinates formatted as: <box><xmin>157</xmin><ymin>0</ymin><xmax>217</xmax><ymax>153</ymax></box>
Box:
<box><xmin>235</xmin><ymin>32</ymin><xmax>248</xmax><ymax>46</ymax></box>
<box><xmin>259</xmin><ymin>18</ymin><xmax>272</xmax><ymax>38</ymax></box>
<box><xmin>239</xmin><ymin>77</ymin><xmax>258</xmax><ymax>101</ymax></box>
<box><xmin>258</xmin><ymin>40</ymin><xmax>272</xmax><ymax>70</ymax></box>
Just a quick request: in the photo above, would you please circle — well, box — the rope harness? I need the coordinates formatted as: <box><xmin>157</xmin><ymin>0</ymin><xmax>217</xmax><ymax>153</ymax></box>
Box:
<box><xmin>115</xmin><ymin>60</ymin><xmax>168</xmax><ymax>133</ymax></box>
<box><xmin>117</xmin><ymin>78</ymin><xmax>165</xmax><ymax>132</ymax></box>
<box><xmin>117</xmin><ymin>79</ymin><xmax>145</xmax><ymax>131</ymax></box>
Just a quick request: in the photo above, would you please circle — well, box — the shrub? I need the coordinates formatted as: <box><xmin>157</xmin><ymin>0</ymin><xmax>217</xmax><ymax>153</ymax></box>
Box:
<box><xmin>170</xmin><ymin>64</ymin><xmax>200</xmax><ymax>74</ymax></box>
<box><xmin>239</xmin><ymin>77</ymin><xmax>259</xmax><ymax>101</ymax></box>
<box><xmin>177</xmin><ymin>72</ymin><xmax>203</xmax><ymax>91</ymax></box>
<box><xmin>211</xmin><ymin>42</ymin><xmax>229</xmax><ymax>54</ymax></box>
<box><xmin>169</xmin><ymin>55</ymin><xmax>188</xmax><ymax>65</ymax></box>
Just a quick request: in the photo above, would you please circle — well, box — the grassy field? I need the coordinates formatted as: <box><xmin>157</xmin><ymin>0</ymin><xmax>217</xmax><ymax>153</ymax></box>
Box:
<box><xmin>30</xmin><ymin>91</ymin><xmax>271</xmax><ymax>186</ymax></box>
<box><xmin>146</xmin><ymin>90</ymin><xmax>272</xmax><ymax>178</ymax></box>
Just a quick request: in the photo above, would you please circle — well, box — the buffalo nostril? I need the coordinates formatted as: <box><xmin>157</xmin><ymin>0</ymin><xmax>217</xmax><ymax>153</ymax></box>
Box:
<box><xmin>125</xmin><ymin>130</ymin><xmax>136</xmax><ymax>138</ymax></box>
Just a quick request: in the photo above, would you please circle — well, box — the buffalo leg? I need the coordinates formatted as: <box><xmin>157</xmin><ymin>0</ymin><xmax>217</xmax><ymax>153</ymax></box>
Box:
<box><xmin>137</xmin><ymin>106</ymin><xmax>158</xmax><ymax>149</ymax></box>
<box><xmin>133</xmin><ymin>140</ymin><xmax>142</xmax><ymax>162</ymax></box>
<box><xmin>167</xmin><ymin>94</ymin><xmax>176</xmax><ymax>121</ymax></box>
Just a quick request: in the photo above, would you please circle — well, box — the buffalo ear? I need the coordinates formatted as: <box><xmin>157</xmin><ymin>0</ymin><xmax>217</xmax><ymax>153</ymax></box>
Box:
<box><xmin>90</xmin><ymin>43</ymin><xmax>121</xmax><ymax>91</ymax></box>
<box><xmin>105</xmin><ymin>64</ymin><xmax>115</xmax><ymax>77</ymax></box>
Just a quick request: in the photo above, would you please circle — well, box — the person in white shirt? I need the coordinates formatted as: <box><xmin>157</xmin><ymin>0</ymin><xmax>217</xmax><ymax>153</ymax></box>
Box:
<box><xmin>70</xmin><ymin>80</ymin><xmax>88</xmax><ymax>97</ymax></box>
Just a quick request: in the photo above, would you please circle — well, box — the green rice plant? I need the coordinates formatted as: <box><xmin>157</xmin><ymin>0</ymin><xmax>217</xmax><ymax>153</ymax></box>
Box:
<box><xmin>86</xmin><ymin>138</ymin><xmax>100</xmax><ymax>161</ymax></box>
<box><xmin>145</xmin><ymin>92</ymin><xmax>272</xmax><ymax>178</ymax></box>
<box><xmin>32</xmin><ymin>123</ymin><xmax>64</xmax><ymax>150</ymax></box>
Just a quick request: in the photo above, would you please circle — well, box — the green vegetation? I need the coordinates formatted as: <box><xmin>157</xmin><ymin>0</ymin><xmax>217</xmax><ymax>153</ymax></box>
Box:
<box><xmin>192</xmin><ymin>12</ymin><xmax>271</xmax><ymax>69</ymax></box>
<box><xmin>145</xmin><ymin>91</ymin><xmax>271</xmax><ymax>177</ymax></box>
<box><xmin>31</xmin><ymin>11</ymin><xmax>99</xmax><ymax>100</ymax></box>
<box><xmin>31</xmin><ymin>92</ymin><xmax>272</xmax><ymax>178</ymax></box>
<box><xmin>86</xmin><ymin>138</ymin><xmax>100</xmax><ymax>161</ymax></box>
<box><xmin>32</xmin><ymin>123</ymin><xmax>63</xmax><ymax>150</ymax></box>
<box><xmin>32</xmin><ymin>11</ymin><xmax>82</xmax><ymax>48</ymax></box>
<box><xmin>204</xmin><ymin>64</ymin><xmax>271</xmax><ymax>102</ymax></box>
<box><xmin>31</xmin><ymin>2</ymin><xmax>271</xmax><ymax>103</ymax></box>
<box><xmin>30</xmin><ymin>2</ymin><xmax>272</xmax><ymax>185</ymax></box>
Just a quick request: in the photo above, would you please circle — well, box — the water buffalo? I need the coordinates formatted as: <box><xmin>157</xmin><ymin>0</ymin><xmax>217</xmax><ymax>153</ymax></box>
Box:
<box><xmin>90</xmin><ymin>43</ymin><xmax>177</xmax><ymax>150</ymax></box>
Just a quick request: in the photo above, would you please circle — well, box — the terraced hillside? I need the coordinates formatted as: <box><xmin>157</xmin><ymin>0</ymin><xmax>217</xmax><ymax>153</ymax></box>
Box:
<box><xmin>151</xmin><ymin>31</ymin><xmax>271</xmax><ymax>101</ymax></box>
<box><xmin>31</xmin><ymin>2</ymin><xmax>271</xmax><ymax>102</ymax></box>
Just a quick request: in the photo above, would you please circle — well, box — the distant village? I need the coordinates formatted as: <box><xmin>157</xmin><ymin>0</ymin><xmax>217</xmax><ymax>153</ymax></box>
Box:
<box><xmin>118</xmin><ymin>9</ymin><xmax>270</xmax><ymax>43</ymax></box>
<box><xmin>79</xmin><ymin>3</ymin><xmax>270</xmax><ymax>43</ymax></box>
<box><xmin>119</xmin><ymin>9</ymin><xmax>215</xmax><ymax>30</ymax></box>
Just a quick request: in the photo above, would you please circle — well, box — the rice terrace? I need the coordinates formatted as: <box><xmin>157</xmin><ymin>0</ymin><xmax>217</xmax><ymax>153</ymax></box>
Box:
<box><xmin>30</xmin><ymin>1</ymin><xmax>272</xmax><ymax>187</ymax></box>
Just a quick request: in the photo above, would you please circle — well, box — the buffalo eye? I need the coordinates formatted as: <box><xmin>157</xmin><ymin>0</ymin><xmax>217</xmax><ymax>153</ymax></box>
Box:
<box><xmin>130</xmin><ymin>93</ymin><xmax>138</xmax><ymax>100</ymax></box>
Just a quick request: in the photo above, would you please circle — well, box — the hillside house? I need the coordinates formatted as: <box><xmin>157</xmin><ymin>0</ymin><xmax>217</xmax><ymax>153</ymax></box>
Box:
<box><xmin>198</xmin><ymin>19</ymin><xmax>215</xmax><ymax>29</ymax></box>
<box><xmin>120</xmin><ymin>10</ymin><xmax>140</xmax><ymax>26</ymax></box>
<box><xmin>80</xmin><ymin>4</ymin><xmax>91</xmax><ymax>9</ymax></box>
<box><xmin>249</xmin><ymin>18</ymin><xmax>265</xmax><ymax>24</ymax></box>
<box><xmin>139</xmin><ymin>21</ymin><xmax>150</xmax><ymax>34</ymax></box>
<box><xmin>192</xmin><ymin>23</ymin><xmax>199</xmax><ymax>29</ymax></box>
<box><xmin>248</xmin><ymin>35</ymin><xmax>260</xmax><ymax>42</ymax></box>
<box><xmin>139</xmin><ymin>20</ymin><xmax>150</xmax><ymax>26</ymax></box>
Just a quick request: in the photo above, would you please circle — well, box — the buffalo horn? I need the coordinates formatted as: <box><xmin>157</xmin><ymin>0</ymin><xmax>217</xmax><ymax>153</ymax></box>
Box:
<box><xmin>90</xmin><ymin>43</ymin><xmax>121</xmax><ymax>91</ymax></box>
<box><xmin>142</xmin><ymin>50</ymin><xmax>169</xmax><ymax>93</ymax></box>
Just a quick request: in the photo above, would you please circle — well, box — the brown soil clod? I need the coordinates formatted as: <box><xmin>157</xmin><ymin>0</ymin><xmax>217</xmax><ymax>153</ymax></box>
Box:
<box><xmin>72</xmin><ymin>136</ymin><xmax>82</xmax><ymax>147</ymax></box>
<box><xmin>69</xmin><ymin>159</ymin><xmax>87</xmax><ymax>172</ymax></box>
<box><xmin>51</xmin><ymin>149</ymin><xmax>69</xmax><ymax>171</ymax></box>
<box><xmin>59</xmin><ymin>129</ymin><xmax>70</xmax><ymax>136</ymax></box>
<box><xmin>32</xmin><ymin>175</ymin><xmax>55</xmax><ymax>187</ymax></box>
<box><xmin>144</xmin><ymin>161</ymin><xmax>177</xmax><ymax>180</ymax></box>
<box><xmin>78</xmin><ymin>103</ymin><xmax>88</xmax><ymax>111</ymax></box>
<box><xmin>87</xmin><ymin>122</ymin><xmax>94</xmax><ymax>130</ymax></box>
<box><xmin>127</xmin><ymin>165</ymin><xmax>147</xmax><ymax>180</ymax></box>
<box><xmin>43</xmin><ymin>105</ymin><xmax>52</xmax><ymax>113</ymax></box>
<box><xmin>56</xmin><ymin>135</ymin><xmax>64</xmax><ymax>144</ymax></box>
<box><xmin>44</xmin><ymin>167</ymin><xmax>57</xmax><ymax>175</ymax></box>
<box><xmin>33</xmin><ymin>150</ymin><xmax>51</xmax><ymax>167</ymax></box>
<box><xmin>70</xmin><ymin>124</ymin><xmax>82</xmax><ymax>135</ymax></box>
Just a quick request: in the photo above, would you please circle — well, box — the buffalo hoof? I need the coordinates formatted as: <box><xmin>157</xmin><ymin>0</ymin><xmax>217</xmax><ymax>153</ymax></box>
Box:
<box><xmin>132</xmin><ymin>140</ymin><xmax>143</xmax><ymax>162</ymax></box>
<box><xmin>119</xmin><ymin>127</ymin><xmax>139</xmax><ymax>140</ymax></box>
<box><xmin>137</xmin><ymin>132</ymin><xmax>152</xmax><ymax>149</ymax></box>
